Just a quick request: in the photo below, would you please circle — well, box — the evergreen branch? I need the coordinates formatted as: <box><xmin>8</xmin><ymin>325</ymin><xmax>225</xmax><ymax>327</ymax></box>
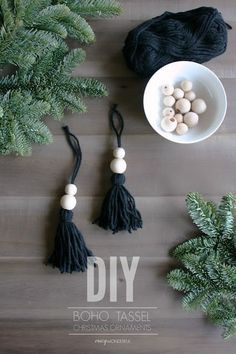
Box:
<box><xmin>23</xmin><ymin>0</ymin><xmax>52</xmax><ymax>23</ymax></box>
<box><xmin>205</xmin><ymin>260</ymin><xmax>236</xmax><ymax>291</ymax></box>
<box><xmin>186</xmin><ymin>193</ymin><xmax>220</xmax><ymax>237</ymax></box>
<box><xmin>61</xmin><ymin>92</ymin><xmax>86</xmax><ymax>112</ymax></box>
<box><xmin>60</xmin><ymin>0</ymin><xmax>122</xmax><ymax>17</ymax></box>
<box><xmin>0</xmin><ymin>0</ymin><xmax>15</xmax><ymax>31</ymax></box>
<box><xmin>60</xmin><ymin>12</ymin><xmax>95</xmax><ymax>43</ymax></box>
<box><xmin>218</xmin><ymin>194</ymin><xmax>236</xmax><ymax>238</ymax></box>
<box><xmin>182</xmin><ymin>289</ymin><xmax>211</xmax><ymax>311</ymax></box>
<box><xmin>0</xmin><ymin>0</ymin><xmax>120</xmax><ymax>69</ymax></box>
<box><xmin>167</xmin><ymin>269</ymin><xmax>203</xmax><ymax>293</ymax></box>
<box><xmin>0</xmin><ymin>0</ymin><xmax>120</xmax><ymax>154</ymax></box>
<box><xmin>207</xmin><ymin>298</ymin><xmax>236</xmax><ymax>339</ymax></box>
<box><xmin>223</xmin><ymin>324</ymin><xmax>236</xmax><ymax>340</ymax></box>
<box><xmin>179</xmin><ymin>254</ymin><xmax>208</xmax><ymax>282</ymax></box>
<box><xmin>0</xmin><ymin>91</ymin><xmax>52</xmax><ymax>155</ymax></box>
<box><xmin>172</xmin><ymin>236</ymin><xmax>217</xmax><ymax>260</ymax></box>
<box><xmin>60</xmin><ymin>48</ymin><xmax>86</xmax><ymax>73</ymax></box>
<box><xmin>0</xmin><ymin>28</ymin><xmax>63</xmax><ymax>68</ymax></box>
<box><xmin>168</xmin><ymin>193</ymin><xmax>236</xmax><ymax>338</ymax></box>
<box><xmin>38</xmin><ymin>4</ymin><xmax>71</xmax><ymax>20</ymax></box>
<box><xmin>0</xmin><ymin>46</ymin><xmax>108</xmax><ymax>121</ymax></box>
<box><xmin>70</xmin><ymin>77</ymin><xmax>108</xmax><ymax>96</ymax></box>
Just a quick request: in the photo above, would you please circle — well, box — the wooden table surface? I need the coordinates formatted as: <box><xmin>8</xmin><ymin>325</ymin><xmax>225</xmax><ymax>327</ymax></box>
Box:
<box><xmin>1</xmin><ymin>1</ymin><xmax>236</xmax><ymax>353</ymax></box>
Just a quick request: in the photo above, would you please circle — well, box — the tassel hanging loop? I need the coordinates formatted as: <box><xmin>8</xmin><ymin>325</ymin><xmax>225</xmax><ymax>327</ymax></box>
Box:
<box><xmin>109</xmin><ymin>104</ymin><xmax>124</xmax><ymax>147</ymax></box>
<box><xmin>62</xmin><ymin>125</ymin><xmax>82</xmax><ymax>184</ymax></box>
<box><xmin>94</xmin><ymin>104</ymin><xmax>143</xmax><ymax>234</ymax></box>
<box><xmin>48</xmin><ymin>125</ymin><xmax>94</xmax><ymax>273</ymax></box>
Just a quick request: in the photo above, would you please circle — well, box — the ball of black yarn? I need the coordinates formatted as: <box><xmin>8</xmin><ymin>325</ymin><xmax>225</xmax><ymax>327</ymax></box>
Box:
<box><xmin>123</xmin><ymin>7</ymin><xmax>231</xmax><ymax>77</ymax></box>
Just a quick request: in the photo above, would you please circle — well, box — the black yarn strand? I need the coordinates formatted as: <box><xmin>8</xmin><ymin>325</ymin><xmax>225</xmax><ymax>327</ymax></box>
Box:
<box><xmin>123</xmin><ymin>7</ymin><xmax>231</xmax><ymax>77</ymax></box>
<box><xmin>62</xmin><ymin>125</ymin><xmax>82</xmax><ymax>184</ymax></box>
<box><xmin>109</xmin><ymin>104</ymin><xmax>124</xmax><ymax>147</ymax></box>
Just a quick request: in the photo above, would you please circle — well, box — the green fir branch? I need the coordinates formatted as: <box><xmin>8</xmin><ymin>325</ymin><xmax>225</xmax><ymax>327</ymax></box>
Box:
<box><xmin>168</xmin><ymin>193</ymin><xmax>236</xmax><ymax>339</ymax></box>
<box><xmin>57</xmin><ymin>0</ymin><xmax>122</xmax><ymax>17</ymax></box>
<box><xmin>218</xmin><ymin>194</ymin><xmax>236</xmax><ymax>238</ymax></box>
<box><xmin>0</xmin><ymin>0</ymin><xmax>120</xmax><ymax>155</ymax></box>
<box><xmin>186</xmin><ymin>193</ymin><xmax>220</xmax><ymax>237</ymax></box>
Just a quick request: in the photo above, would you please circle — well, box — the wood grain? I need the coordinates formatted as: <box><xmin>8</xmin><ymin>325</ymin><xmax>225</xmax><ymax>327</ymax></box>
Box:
<box><xmin>1</xmin><ymin>0</ymin><xmax>236</xmax><ymax>353</ymax></box>
<box><xmin>1</xmin><ymin>134</ymin><xmax>236</xmax><ymax>197</ymax></box>
<box><xmin>0</xmin><ymin>196</ymin><xmax>195</xmax><ymax>257</ymax></box>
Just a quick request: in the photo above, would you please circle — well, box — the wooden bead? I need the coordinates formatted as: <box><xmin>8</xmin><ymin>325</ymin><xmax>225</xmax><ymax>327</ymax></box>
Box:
<box><xmin>161</xmin><ymin>84</ymin><xmax>174</xmax><ymax>95</ymax></box>
<box><xmin>110</xmin><ymin>158</ymin><xmax>127</xmax><ymax>174</ymax></box>
<box><xmin>184</xmin><ymin>91</ymin><xmax>196</xmax><ymax>101</ymax></box>
<box><xmin>161</xmin><ymin>117</ymin><xmax>177</xmax><ymax>132</ymax></box>
<box><xmin>60</xmin><ymin>195</ymin><xmax>77</xmax><ymax>210</ymax></box>
<box><xmin>163</xmin><ymin>95</ymin><xmax>175</xmax><ymax>107</ymax></box>
<box><xmin>173</xmin><ymin>88</ymin><xmax>184</xmax><ymax>100</ymax></box>
<box><xmin>175</xmin><ymin>98</ymin><xmax>191</xmax><ymax>114</ymax></box>
<box><xmin>65</xmin><ymin>184</ymin><xmax>77</xmax><ymax>196</ymax></box>
<box><xmin>180</xmin><ymin>80</ymin><xmax>193</xmax><ymax>92</ymax></box>
<box><xmin>191</xmin><ymin>98</ymin><xmax>207</xmax><ymax>114</ymax></box>
<box><xmin>184</xmin><ymin>112</ymin><xmax>199</xmax><ymax>127</ymax></box>
<box><xmin>162</xmin><ymin>107</ymin><xmax>175</xmax><ymax>118</ymax></box>
<box><xmin>174</xmin><ymin>113</ymin><xmax>183</xmax><ymax>123</ymax></box>
<box><xmin>176</xmin><ymin>123</ymin><xmax>188</xmax><ymax>135</ymax></box>
<box><xmin>113</xmin><ymin>147</ymin><xmax>125</xmax><ymax>158</ymax></box>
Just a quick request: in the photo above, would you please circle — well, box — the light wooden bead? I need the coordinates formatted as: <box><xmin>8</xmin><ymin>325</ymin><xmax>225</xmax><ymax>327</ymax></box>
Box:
<box><xmin>110</xmin><ymin>158</ymin><xmax>127</xmax><ymax>174</ymax></box>
<box><xmin>176</xmin><ymin>123</ymin><xmax>189</xmax><ymax>135</ymax></box>
<box><xmin>174</xmin><ymin>113</ymin><xmax>183</xmax><ymax>123</ymax></box>
<box><xmin>173</xmin><ymin>88</ymin><xmax>184</xmax><ymax>100</ymax></box>
<box><xmin>184</xmin><ymin>112</ymin><xmax>199</xmax><ymax>127</ymax></box>
<box><xmin>163</xmin><ymin>95</ymin><xmax>175</xmax><ymax>107</ymax></box>
<box><xmin>65</xmin><ymin>184</ymin><xmax>77</xmax><ymax>196</ymax></box>
<box><xmin>113</xmin><ymin>147</ymin><xmax>125</xmax><ymax>158</ymax></box>
<box><xmin>181</xmin><ymin>80</ymin><xmax>193</xmax><ymax>92</ymax></box>
<box><xmin>162</xmin><ymin>107</ymin><xmax>175</xmax><ymax>118</ymax></box>
<box><xmin>185</xmin><ymin>91</ymin><xmax>196</xmax><ymax>101</ymax></box>
<box><xmin>175</xmin><ymin>98</ymin><xmax>191</xmax><ymax>114</ymax></box>
<box><xmin>161</xmin><ymin>117</ymin><xmax>177</xmax><ymax>132</ymax></box>
<box><xmin>191</xmin><ymin>98</ymin><xmax>207</xmax><ymax>114</ymax></box>
<box><xmin>60</xmin><ymin>195</ymin><xmax>77</xmax><ymax>210</ymax></box>
<box><xmin>161</xmin><ymin>84</ymin><xmax>174</xmax><ymax>95</ymax></box>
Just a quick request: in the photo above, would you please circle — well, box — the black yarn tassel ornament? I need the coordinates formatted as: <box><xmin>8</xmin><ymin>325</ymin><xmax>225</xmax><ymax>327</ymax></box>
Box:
<box><xmin>48</xmin><ymin>126</ymin><xmax>94</xmax><ymax>273</ymax></box>
<box><xmin>94</xmin><ymin>104</ymin><xmax>142</xmax><ymax>234</ymax></box>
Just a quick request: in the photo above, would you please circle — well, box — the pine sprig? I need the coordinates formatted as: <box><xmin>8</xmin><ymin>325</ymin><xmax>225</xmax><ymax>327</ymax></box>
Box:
<box><xmin>172</xmin><ymin>236</ymin><xmax>217</xmax><ymax>260</ymax></box>
<box><xmin>57</xmin><ymin>0</ymin><xmax>122</xmax><ymax>17</ymax></box>
<box><xmin>0</xmin><ymin>91</ymin><xmax>52</xmax><ymax>155</ymax></box>
<box><xmin>0</xmin><ymin>46</ymin><xmax>108</xmax><ymax>121</ymax></box>
<box><xmin>59</xmin><ymin>48</ymin><xmax>86</xmax><ymax>73</ymax></box>
<box><xmin>0</xmin><ymin>0</ymin><xmax>121</xmax><ymax>155</ymax></box>
<box><xmin>186</xmin><ymin>192</ymin><xmax>220</xmax><ymax>237</ymax></box>
<box><xmin>168</xmin><ymin>193</ymin><xmax>236</xmax><ymax>339</ymax></box>
<box><xmin>218</xmin><ymin>194</ymin><xmax>236</xmax><ymax>238</ymax></box>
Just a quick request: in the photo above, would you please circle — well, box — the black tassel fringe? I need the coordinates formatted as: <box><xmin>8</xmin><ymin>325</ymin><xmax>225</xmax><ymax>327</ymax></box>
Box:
<box><xmin>94</xmin><ymin>173</ymin><xmax>142</xmax><ymax>234</ymax></box>
<box><xmin>48</xmin><ymin>208</ymin><xmax>94</xmax><ymax>273</ymax></box>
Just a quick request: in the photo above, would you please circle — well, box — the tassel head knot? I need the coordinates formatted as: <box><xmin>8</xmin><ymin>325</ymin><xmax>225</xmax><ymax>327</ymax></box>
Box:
<box><xmin>59</xmin><ymin>208</ymin><xmax>73</xmax><ymax>222</ymax></box>
<box><xmin>111</xmin><ymin>173</ymin><xmax>125</xmax><ymax>185</ymax></box>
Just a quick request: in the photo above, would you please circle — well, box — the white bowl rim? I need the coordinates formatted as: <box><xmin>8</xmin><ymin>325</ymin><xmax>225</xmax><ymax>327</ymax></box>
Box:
<box><xmin>143</xmin><ymin>61</ymin><xmax>227</xmax><ymax>144</ymax></box>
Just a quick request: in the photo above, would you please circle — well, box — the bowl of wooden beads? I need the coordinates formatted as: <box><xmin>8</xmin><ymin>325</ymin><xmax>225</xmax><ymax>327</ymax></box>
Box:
<box><xmin>143</xmin><ymin>61</ymin><xmax>227</xmax><ymax>144</ymax></box>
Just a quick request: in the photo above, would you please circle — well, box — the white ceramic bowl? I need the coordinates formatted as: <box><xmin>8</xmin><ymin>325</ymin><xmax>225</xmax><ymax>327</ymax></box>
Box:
<box><xmin>143</xmin><ymin>61</ymin><xmax>227</xmax><ymax>144</ymax></box>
